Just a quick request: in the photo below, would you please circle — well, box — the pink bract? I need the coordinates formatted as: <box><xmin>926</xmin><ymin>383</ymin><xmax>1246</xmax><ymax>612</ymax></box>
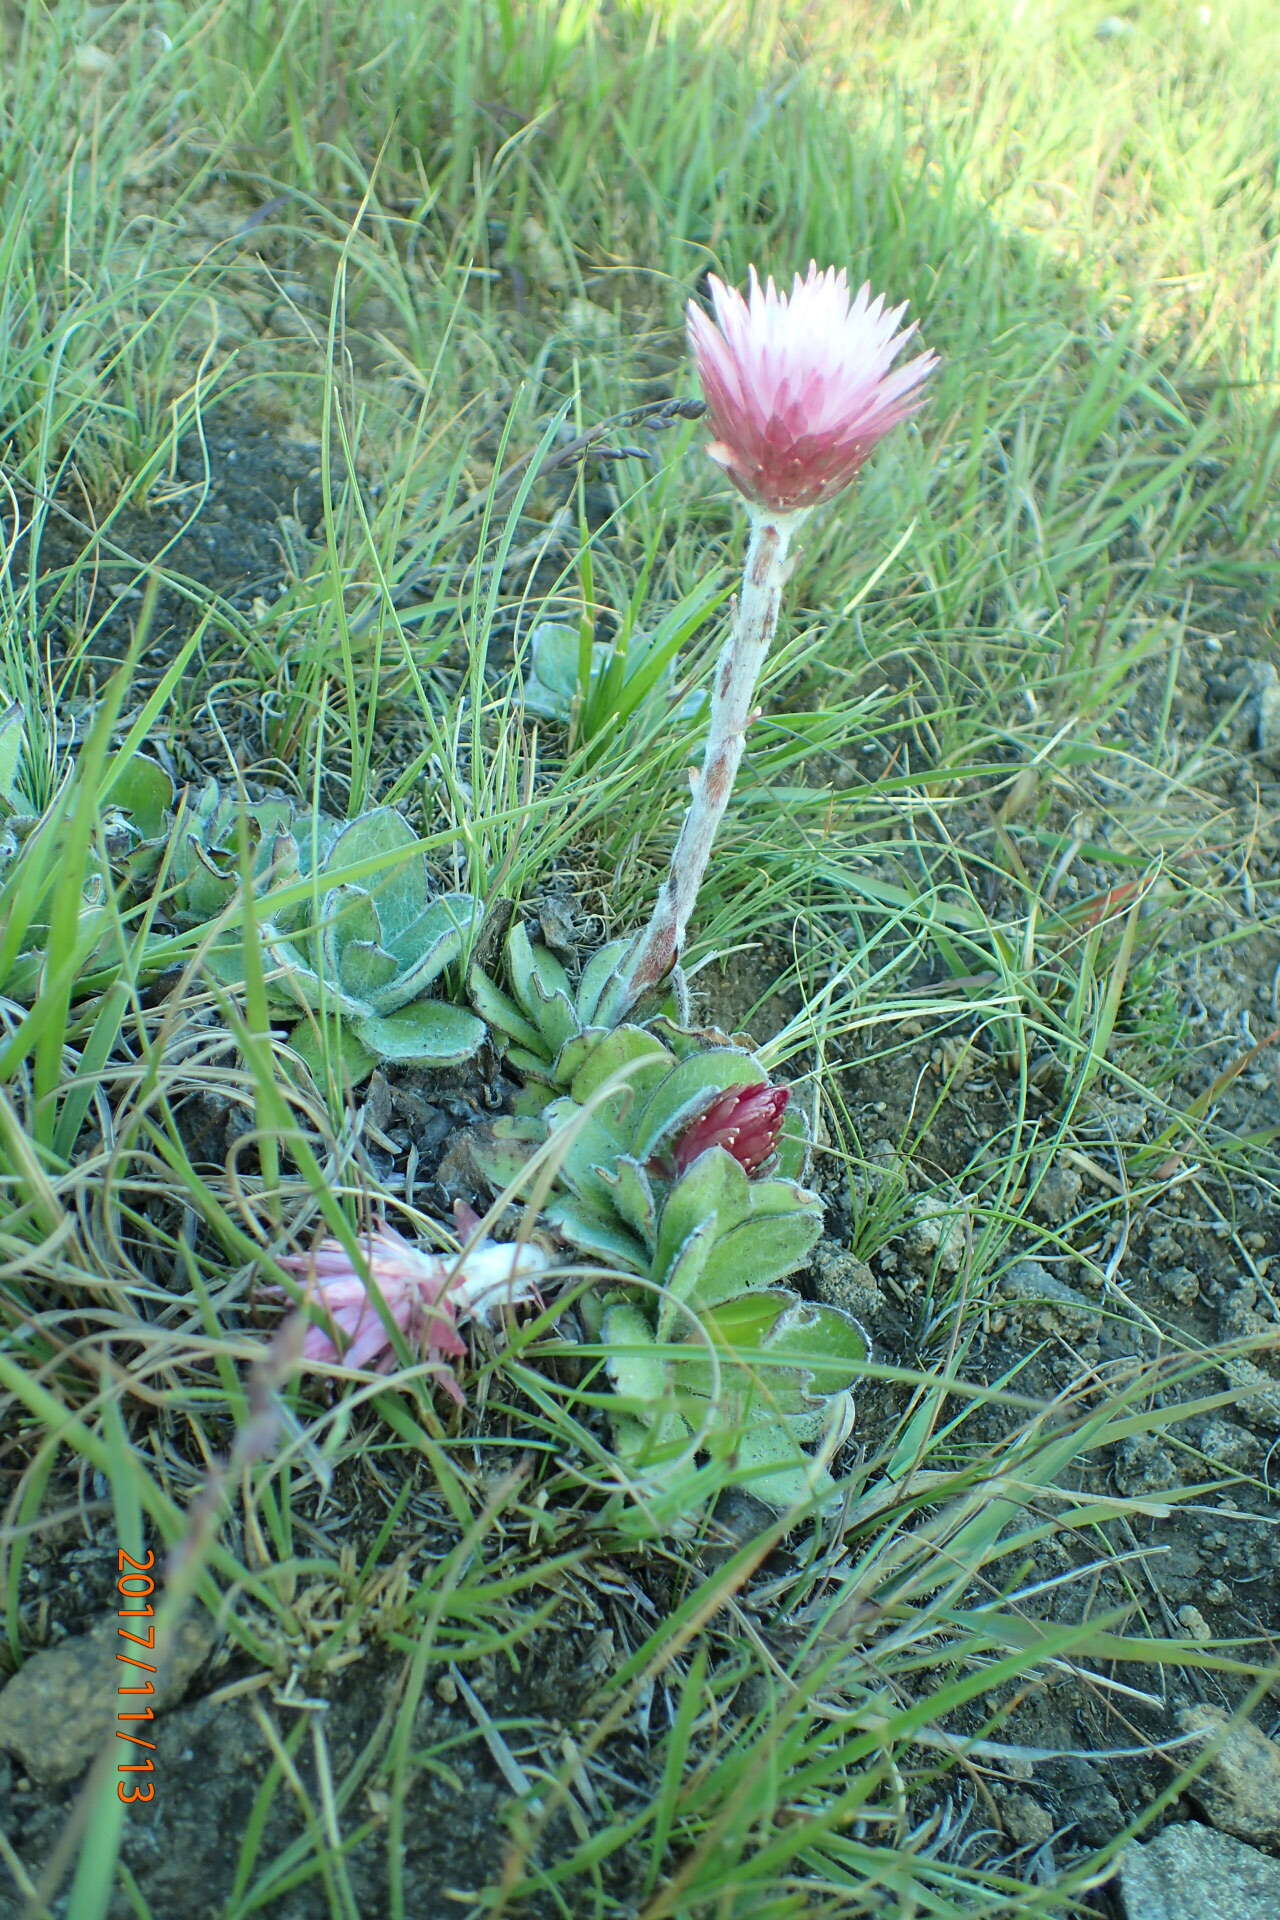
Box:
<box><xmin>687</xmin><ymin>263</ymin><xmax>937</xmax><ymax>514</ymax></box>
<box><xmin>671</xmin><ymin>1083</ymin><xmax>790</xmax><ymax>1177</ymax></box>
<box><xmin>272</xmin><ymin>1222</ymin><xmax>551</xmax><ymax>1404</ymax></box>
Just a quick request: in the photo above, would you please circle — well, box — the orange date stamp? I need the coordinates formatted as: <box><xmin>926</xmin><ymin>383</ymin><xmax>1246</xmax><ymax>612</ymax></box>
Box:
<box><xmin>115</xmin><ymin>1548</ymin><xmax>158</xmax><ymax>1803</ymax></box>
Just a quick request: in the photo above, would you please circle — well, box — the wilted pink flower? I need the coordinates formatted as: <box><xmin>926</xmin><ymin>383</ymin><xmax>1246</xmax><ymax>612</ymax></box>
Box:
<box><xmin>687</xmin><ymin>263</ymin><xmax>936</xmax><ymax>515</ymax></box>
<box><xmin>670</xmin><ymin>1083</ymin><xmax>790</xmax><ymax>1177</ymax></box>
<box><xmin>269</xmin><ymin>1220</ymin><xmax>552</xmax><ymax>1403</ymax></box>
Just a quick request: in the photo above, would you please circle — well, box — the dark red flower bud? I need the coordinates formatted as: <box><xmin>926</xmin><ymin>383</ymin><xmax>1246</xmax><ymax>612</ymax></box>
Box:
<box><xmin>671</xmin><ymin>1083</ymin><xmax>790</xmax><ymax>1177</ymax></box>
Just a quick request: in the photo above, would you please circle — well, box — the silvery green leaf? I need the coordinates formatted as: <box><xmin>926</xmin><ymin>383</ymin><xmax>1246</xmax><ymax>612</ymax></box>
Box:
<box><xmin>335</xmin><ymin>938</ymin><xmax>400</xmax><ymax>1005</ymax></box>
<box><xmin>368</xmin><ymin>860</ymin><xmax>431</xmax><ymax>948</ymax></box>
<box><xmin>3</xmin><ymin>949</ymin><xmax>43</xmax><ymax>999</ymax></box>
<box><xmin>541</xmin><ymin>1097</ymin><xmax>628</xmax><ymax>1203</ymax></box>
<box><xmin>261</xmin><ymin>922</ymin><xmax>373</xmax><ymax>1016</ymax></box>
<box><xmin>601</xmin><ymin>1299</ymin><xmax>661</xmax><ymax>1382</ymax></box>
<box><xmin>717</xmin><ymin>1420</ymin><xmax>840</xmax><ymax>1511</ymax></box>
<box><xmin>521</xmin><ymin>620</ymin><xmax>594</xmax><ymax>722</ymax></box>
<box><xmin>668</xmin><ymin>1208</ymin><xmax>818</xmax><ymax>1314</ymax></box>
<box><xmin>565</xmin><ymin>1024</ymin><xmax>671</xmax><ymax>1107</ymax></box>
<box><xmin>379</xmin><ymin>893</ymin><xmax>483</xmax><ymax>1007</ymax></box>
<box><xmin>324</xmin><ymin>805</ymin><xmax>418</xmax><ymax>868</ymax></box>
<box><xmin>672</xmin><ymin>1291</ymin><xmax>866</xmax><ymax>1417</ymax></box>
<box><xmin>468</xmin><ymin>1116</ymin><xmax>546</xmax><ymax>1194</ymax></box>
<box><xmin>324</xmin><ymin>808</ymin><xmax>426</xmax><ymax>931</ymax></box>
<box><xmin>596</xmin><ymin>1155</ymin><xmax>657</xmax><ymax>1247</ymax></box>
<box><xmin>503</xmin><ymin>924</ymin><xmax>580</xmax><ymax>1052</ymax></box>
<box><xmin>772</xmin><ymin>1102</ymin><xmax>812</xmax><ymax>1183</ymax></box>
<box><xmin>469</xmin><ymin>965</ymin><xmax>546</xmax><ymax>1052</ymax></box>
<box><xmin>0</xmin><ymin>703</ymin><xmax>27</xmax><ymax>811</ymax></box>
<box><xmin>681</xmin><ymin>1194</ymin><xmax>824</xmax><ymax>1309</ymax></box>
<box><xmin>322</xmin><ymin>886</ymin><xmax>383</xmax><ymax>984</ymax></box>
<box><xmin>286</xmin><ymin>1017</ymin><xmax>378</xmax><ymax>1087</ymax></box>
<box><xmin>506</xmin><ymin>1044</ymin><xmax>561</xmax><ymax>1082</ymax></box>
<box><xmin>655</xmin><ymin>1217</ymin><xmax>718</xmax><ymax>1339</ymax></box>
<box><xmin>574</xmin><ymin>937</ymin><xmax>633</xmax><ymax>1025</ymax></box>
<box><xmin>505</xmin><ymin>922</ymin><xmax>560</xmax><ymax>1018</ymax></box>
<box><xmin>111</xmin><ymin>755</ymin><xmax>174</xmax><ymax>839</ymax></box>
<box><xmin>527</xmin><ymin>979</ymin><xmax>578</xmax><ymax>1055</ymax></box>
<box><xmin>201</xmin><ymin>944</ymin><xmax>249</xmax><ymax>991</ymax></box>
<box><xmin>547</xmin><ymin>1194</ymin><xmax>649</xmax><ymax>1270</ymax></box>
<box><xmin>292</xmin><ymin>812</ymin><xmax>343</xmax><ymax>876</ymax></box>
<box><xmin>546</xmin><ymin>1027</ymin><xmax>607</xmax><ymax>1087</ymax></box>
<box><xmin>745</xmin><ymin>1177</ymin><xmax>823</xmax><ymax>1221</ymax></box>
<box><xmin>349</xmin><ymin>999</ymin><xmax>486</xmax><ymax>1066</ymax></box>
<box><xmin>653</xmin><ymin>1147</ymin><xmax>751</xmax><ymax>1292</ymax></box>
<box><xmin>608</xmin><ymin>1409</ymin><xmax>695</xmax><ymax>1473</ymax></box>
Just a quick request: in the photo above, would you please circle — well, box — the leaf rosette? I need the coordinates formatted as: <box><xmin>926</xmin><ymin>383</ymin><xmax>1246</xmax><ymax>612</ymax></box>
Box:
<box><xmin>469</xmin><ymin>920</ymin><xmax>681</xmax><ymax>1093</ymax></box>
<box><xmin>206</xmin><ymin>806</ymin><xmax>486</xmax><ymax>1079</ymax></box>
<box><xmin>472</xmin><ymin>1023</ymin><xmax>866</xmax><ymax>1508</ymax></box>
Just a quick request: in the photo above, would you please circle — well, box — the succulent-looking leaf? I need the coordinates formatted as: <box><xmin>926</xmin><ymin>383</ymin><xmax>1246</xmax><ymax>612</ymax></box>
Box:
<box><xmin>546</xmin><ymin>1194</ymin><xmax>649</xmax><ymax>1269</ymax></box>
<box><xmin>468</xmin><ymin>1116</ymin><xmax>547</xmax><ymax>1194</ymax></box>
<box><xmin>323</xmin><ymin>887</ymin><xmax>385</xmax><ymax>988</ymax></box>
<box><xmin>259</xmin><ymin>922</ymin><xmax>373</xmax><ymax>1017</ymax></box>
<box><xmin>670</xmin><ymin>1291</ymin><xmax>868</xmax><ymax>1418</ymax></box>
<box><xmin>334</xmin><ymin>936</ymin><xmax>401</xmax><ymax>1004</ymax></box>
<box><xmin>287</xmin><ymin>1017</ymin><xmax>379</xmax><ymax>1086</ymax></box>
<box><xmin>601</xmin><ymin>1303</ymin><xmax>689</xmax><ymax>1453</ymax></box>
<box><xmin>189</xmin><ymin>802</ymin><xmax>484</xmax><ymax>1077</ymax></box>
<box><xmin>526</xmin><ymin>982</ymin><xmax>579</xmax><ymax>1058</ymax></box>
<box><xmin>323</xmin><ymin>805</ymin><xmax>419</xmax><ymax>872</ymax></box>
<box><xmin>682</xmin><ymin>1202</ymin><xmax>824</xmax><ymax>1313</ymax></box>
<box><xmin>565</xmin><ymin>1024</ymin><xmax>671</xmax><ymax>1106</ymax></box>
<box><xmin>506</xmin><ymin>922</ymin><xmax>570</xmax><ymax>1018</ymax></box>
<box><xmin>110</xmin><ymin>755</ymin><xmax>174</xmax><ymax>839</ymax></box>
<box><xmin>350</xmin><ymin>999</ymin><xmax>486</xmax><ymax>1066</ymax></box>
<box><xmin>652</xmin><ymin>1146</ymin><xmax>752</xmax><ymax>1292</ymax></box>
<box><xmin>0</xmin><ymin>704</ymin><xmax>26</xmax><ymax>811</ymax></box>
<box><xmin>544</xmin><ymin>1027</ymin><xmax>611</xmax><ymax>1089</ymax></box>
<box><xmin>604</xmin><ymin>1287</ymin><xmax>864</xmax><ymax>1509</ymax></box>
<box><xmin>468</xmin><ymin>965</ymin><xmax>545</xmax><ymax>1052</ymax></box>
<box><xmin>322</xmin><ymin>808</ymin><xmax>427</xmax><ymax>944</ymax></box>
<box><xmin>771</xmin><ymin>1102</ymin><xmax>812</xmax><ymax>1184</ymax></box>
<box><xmin>574</xmin><ymin>938</ymin><xmax>634</xmax><ymax>1026</ymax></box>
<box><xmin>715</xmin><ymin>1417</ymin><xmax>845</xmax><ymax>1510</ymax></box>
<box><xmin>656</xmin><ymin>1219</ymin><xmax>719</xmax><ymax>1334</ymax></box>
<box><xmin>375</xmin><ymin>893</ymin><xmax>483</xmax><ymax>1009</ymax></box>
<box><xmin>508</xmin><ymin>1043</ymin><xmax>564</xmax><ymax>1081</ymax></box>
<box><xmin>520</xmin><ymin>620</ymin><xmax>585</xmax><ymax>723</ymax></box>
<box><xmin>597</xmin><ymin>1156</ymin><xmax>658</xmax><ymax>1248</ymax></box>
<box><xmin>541</xmin><ymin>1097</ymin><xmax>629</xmax><ymax>1203</ymax></box>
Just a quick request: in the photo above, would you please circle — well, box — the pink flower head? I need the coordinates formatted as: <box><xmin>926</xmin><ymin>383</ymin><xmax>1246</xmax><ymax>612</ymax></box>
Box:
<box><xmin>270</xmin><ymin>1221</ymin><xmax>552</xmax><ymax>1404</ymax></box>
<box><xmin>671</xmin><ymin>1082</ymin><xmax>790</xmax><ymax>1177</ymax></box>
<box><xmin>687</xmin><ymin>263</ymin><xmax>937</xmax><ymax>515</ymax></box>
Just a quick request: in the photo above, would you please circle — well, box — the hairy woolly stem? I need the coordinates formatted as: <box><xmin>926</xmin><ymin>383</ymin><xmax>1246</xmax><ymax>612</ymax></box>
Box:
<box><xmin>621</xmin><ymin>510</ymin><xmax>802</xmax><ymax>1004</ymax></box>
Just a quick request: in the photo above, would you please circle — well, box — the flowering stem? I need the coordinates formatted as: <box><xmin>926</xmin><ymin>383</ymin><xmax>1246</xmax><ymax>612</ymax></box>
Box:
<box><xmin>622</xmin><ymin>511</ymin><xmax>800</xmax><ymax>1005</ymax></box>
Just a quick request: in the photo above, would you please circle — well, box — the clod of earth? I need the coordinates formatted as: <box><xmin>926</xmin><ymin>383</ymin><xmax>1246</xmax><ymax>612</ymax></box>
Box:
<box><xmin>0</xmin><ymin>1613</ymin><xmax>218</xmax><ymax>1785</ymax></box>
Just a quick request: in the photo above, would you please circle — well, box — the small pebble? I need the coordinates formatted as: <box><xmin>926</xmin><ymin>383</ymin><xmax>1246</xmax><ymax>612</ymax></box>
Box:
<box><xmin>1177</xmin><ymin>1605</ymin><xmax>1212</xmax><ymax>1642</ymax></box>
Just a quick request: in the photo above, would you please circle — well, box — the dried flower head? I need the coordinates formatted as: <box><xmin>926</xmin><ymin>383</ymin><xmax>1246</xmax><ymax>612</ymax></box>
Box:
<box><xmin>687</xmin><ymin>262</ymin><xmax>936</xmax><ymax>515</ymax></box>
<box><xmin>671</xmin><ymin>1082</ymin><xmax>790</xmax><ymax>1177</ymax></box>
<box><xmin>270</xmin><ymin>1219</ymin><xmax>552</xmax><ymax>1402</ymax></box>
